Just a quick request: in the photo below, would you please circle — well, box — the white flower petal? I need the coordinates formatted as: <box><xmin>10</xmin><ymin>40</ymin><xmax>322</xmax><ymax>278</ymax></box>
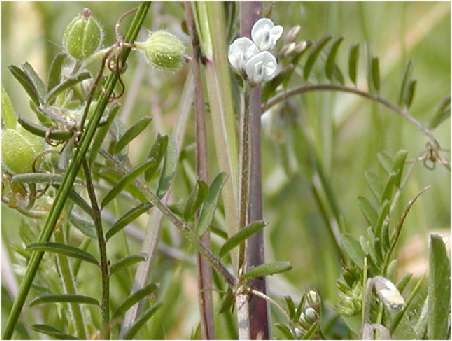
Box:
<box><xmin>245</xmin><ymin>51</ymin><xmax>278</xmax><ymax>84</ymax></box>
<box><xmin>251</xmin><ymin>18</ymin><xmax>283</xmax><ymax>51</ymax></box>
<box><xmin>228</xmin><ymin>37</ymin><xmax>258</xmax><ymax>73</ymax></box>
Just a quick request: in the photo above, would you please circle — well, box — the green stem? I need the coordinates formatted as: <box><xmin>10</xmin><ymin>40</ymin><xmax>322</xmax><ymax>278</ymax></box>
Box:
<box><xmin>82</xmin><ymin>160</ymin><xmax>110</xmax><ymax>339</ymax></box>
<box><xmin>54</xmin><ymin>218</ymin><xmax>88</xmax><ymax>339</ymax></box>
<box><xmin>263</xmin><ymin>83</ymin><xmax>440</xmax><ymax>149</ymax></box>
<box><xmin>2</xmin><ymin>4</ymin><xmax>150</xmax><ymax>338</ymax></box>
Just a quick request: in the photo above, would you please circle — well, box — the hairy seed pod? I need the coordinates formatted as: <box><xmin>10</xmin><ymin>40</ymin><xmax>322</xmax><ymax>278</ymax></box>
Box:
<box><xmin>63</xmin><ymin>8</ymin><xmax>103</xmax><ymax>60</ymax></box>
<box><xmin>136</xmin><ymin>30</ymin><xmax>186</xmax><ymax>70</ymax></box>
<box><xmin>2</xmin><ymin>127</ymin><xmax>44</xmax><ymax>174</ymax></box>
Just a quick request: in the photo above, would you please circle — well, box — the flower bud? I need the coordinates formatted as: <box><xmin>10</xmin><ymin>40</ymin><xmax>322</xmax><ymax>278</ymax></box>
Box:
<box><xmin>136</xmin><ymin>30</ymin><xmax>186</xmax><ymax>70</ymax></box>
<box><xmin>63</xmin><ymin>8</ymin><xmax>103</xmax><ymax>60</ymax></box>
<box><xmin>305</xmin><ymin>290</ymin><xmax>321</xmax><ymax>311</ymax></box>
<box><xmin>2</xmin><ymin>127</ymin><xmax>44</xmax><ymax>174</ymax></box>
<box><xmin>303</xmin><ymin>307</ymin><xmax>318</xmax><ymax>324</ymax></box>
<box><xmin>372</xmin><ymin>276</ymin><xmax>405</xmax><ymax>311</ymax></box>
<box><xmin>284</xmin><ymin>25</ymin><xmax>301</xmax><ymax>43</ymax></box>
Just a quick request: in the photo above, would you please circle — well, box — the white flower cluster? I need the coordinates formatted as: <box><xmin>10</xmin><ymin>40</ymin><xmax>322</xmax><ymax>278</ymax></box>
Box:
<box><xmin>228</xmin><ymin>18</ymin><xmax>283</xmax><ymax>84</ymax></box>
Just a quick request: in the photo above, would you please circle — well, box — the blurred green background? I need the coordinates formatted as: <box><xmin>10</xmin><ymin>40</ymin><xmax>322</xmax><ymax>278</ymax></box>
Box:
<box><xmin>1</xmin><ymin>1</ymin><xmax>450</xmax><ymax>339</ymax></box>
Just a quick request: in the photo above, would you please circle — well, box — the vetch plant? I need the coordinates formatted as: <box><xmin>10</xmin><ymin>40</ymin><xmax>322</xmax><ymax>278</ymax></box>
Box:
<box><xmin>1</xmin><ymin>2</ymin><xmax>450</xmax><ymax>340</ymax></box>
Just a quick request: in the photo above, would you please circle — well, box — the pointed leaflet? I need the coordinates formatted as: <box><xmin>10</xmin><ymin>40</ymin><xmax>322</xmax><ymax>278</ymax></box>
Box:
<box><xmin>102</xmin><ymin>158</ymin><xmax>163</xmax><ymax>207</ymax></box>
<box><xmin>183</xmin><ymin>180</ymin><xmax>209</xmax><ymax>220</ymax></box>
<box><xmin>89</xmin><ymin>104</ymin><xmax>120</xmax><ymax>164</ymax></box>
<box><xmin>123</xmin><ymin>304</ymin><xmax>161</xmax><ymax>339</ymax></box>
<box><xmin>348</xmin><ymin>44</ymin><xmax>360</xmax><ymax>85</ymax></box>
<box><xmin>370</xmin><ymin>57</ymin><xmax>380</xmax><ymax>93</ymax></box>
<box><xmin>106</xmin><ymin>202</ymin><xmax>152</xmax><ymax>241</ymax></box>
<box><xmin>29</xmin><ymin>294</ymin><xmax>99</xmax><ymax>306</ymax></box>
<box><xmin>17</xmin><ymin>114</ymin><xmax>72</xmax><ymax>141</ymax></box>
<box><xmin>110</xmin><ymin>255</ymin><xmax>146</xmax><ymax>275</ymax></box>
<box><xmin>32</xmin><ymin>324</ymin><xmax>78</xmax><ymax>340</ymax></box>
<box><xmin>398</xmin><ymin>60</ymin><xmax>413</xmax><ymax>106</ymax></box>
<box><xmin>341</xmin><ymin>234</ymin><xmax>365</xmax><ymax>268</ymax></box>
<box><xmin>358</xmin><ymin>196</ymin><xmax>378</xmax><ymax>226</ymax></box>
<box><xmin>22</xmin><ymin>62</ymin><xmax>46</xmax><ymax>101</ymax></box>
<box><xmin>47</xmin><ymin>52</ymin><xmax>67</xmax><ymax>92</ymax></box>
<box><xmin>26</xmin><ymin>242</ymin><xmax>98</xmax><ymax>265</ymax></box>
<box><xmin>157</xmin><ymin>136</ymin><xmax>177</xmax><ymax>197</ymax></box>
<box><xmin>219</xmin><ymin>221</ymin><xmax>266</xmax><ymax>257</ymax></box>
<box><xmin>45</xmin><ymin>71</ymin><xmax>91</xmax><ymax>104</ymax></box>
<box><xmin>325</xmin><ymin>37</ymin><xmax>344</xmax><ymax>81</ymax></box>
<box><xmin>2</xmin><ymin>88</ymin><xmax>17</xmax><ymax>129</ymax></box>
<box><xmin>145</xmin><ymin>134</ymin><xmax>168</xmax><ymax>181</ymax></box>
<box><xmin>429</xmin><ymin>96</ymin><xmax>450</xmax><ymax>129</ymax></box>
<box><xmin>304</xmin><ymin>36</ymin><xmax>332</xmax><ymax>80</ymax></box>
<box><xmin>8</xmin><ymin>65</ymin><xmax>40</xmax><ymax>105</ymax></box>
<box><xmin>242</xmin><ymin>261</ymin><xmax>292</xmax><ymax>281</ymax></box>
<box><xmin>197</xmin><ymin>172</ymin><xmax>227</xmax><ymax>236</ymax></box>
<box><xmin>406</xmin><ymin>80</ymin><xmax>416</xmax><ymax>108</ymax></box>
<box><xmin>428</xmin><ymin>234</ymin><xmax>451</xmax><ymax>340</ymax></box>
<box><xmin>113</xmin><ymin>283</ymin><xmax>157</xmax><ymax>319</ymax></box>
<box><xmin>113</xmin><ymin>117</ymin><xmax>152</xmax><ymax>154</ymax></box>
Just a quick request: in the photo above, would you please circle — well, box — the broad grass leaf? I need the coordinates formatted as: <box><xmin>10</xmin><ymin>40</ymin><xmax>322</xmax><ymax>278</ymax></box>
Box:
<box><xmin>428</xmin><ymin>234</ymin><xmax>451</xmax><ymax>340</ymax></box>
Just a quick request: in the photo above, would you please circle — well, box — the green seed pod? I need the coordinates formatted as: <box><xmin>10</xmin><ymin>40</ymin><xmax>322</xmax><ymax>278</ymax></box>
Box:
<box><xmin>136</xmin><ymin>30</ymin><xmax>186</xmax><ymax>70</ymax></box>
<box><xmin>63</xmin><ymin>8</ymin><xmax>103</xmax><ymax>60</ymax></box>
<box><xmin>2</xmin><ymin>127</ymin><xmax>44</xmax><ymax>174</ymax></box>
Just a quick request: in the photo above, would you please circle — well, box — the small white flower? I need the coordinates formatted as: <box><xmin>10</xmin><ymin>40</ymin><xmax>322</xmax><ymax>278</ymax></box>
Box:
<box><xmin>245</xmin><ymin>51</ymin><xmax>278</xmax><ymax>84</ymax></box>
<box><xmin>373</xmin><ymin>276</ymin><xmax>405</xmax><ymax>311</ymax></box>
<box><xmin>228</xmin><ymin>37</ymin><xmax>259</xmax><ymax>73</ymax></box>
<box><xmin>251</xmin><ymin>18</ymin><xmax>283</xmax><ymax>51</ymax></box>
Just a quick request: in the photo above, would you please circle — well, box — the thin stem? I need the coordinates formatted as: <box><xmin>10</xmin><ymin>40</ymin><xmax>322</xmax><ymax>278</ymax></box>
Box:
<box><xmin>82</xmin><ymin>159</ymin><xmax>110</xmax><ymax>339</ymax></box>
<box><xmin>240</xmin><ymin>2</ymin><xmax>269</xmax><ymax>339</ymax></box>
<box><xmin>1</xmin><ymin>4</ymin><xmax>150</xmax><ymax>338</ymax></box>
<box><xmin>54</xmin><ymin>216</ymin><xmax>88</xmax><ymax>339</ymax></box>
<box><xmin>263</xmin><ymin>83</ymin><xmax>440</xmax><ymax>148</ymax></box>
<box><xmin>185</xmin><ymin>3</ymin><xmax>216</xmax><ymax>339</ymax></box>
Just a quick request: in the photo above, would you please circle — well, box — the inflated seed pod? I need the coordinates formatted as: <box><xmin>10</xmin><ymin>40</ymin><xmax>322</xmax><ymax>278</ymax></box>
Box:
<box><xmin>135</xmin><ymin>30</ymin><xmax>186</xmax><ymax>70</ymax></box>
<box><xmin>2</xmin><ymin>127</ymin><xmax>44</xmax><ymax>174</ymax></box>
<box><xmin>63</xmin><ymin>8</ymin><xmax>103</xmax><ymax>60</ymax></box>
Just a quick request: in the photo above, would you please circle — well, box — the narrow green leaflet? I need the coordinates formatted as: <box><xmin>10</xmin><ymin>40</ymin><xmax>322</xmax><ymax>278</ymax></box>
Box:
<box><xmin>398</xmin><ymin>60</ymin><xmax>413</xmax><ymax>106</ymax></box>
<box><xmin>123</xmin><ymin>304</ymin><xmax>161</xmax><ymax>339</ymax></box>
<box><xmin>26</xmin><ymin>242</ymin><xmax>98</xmax><ymax>265</ymax></box>
<box><xmin>340</xmin><ymin>234</ymin><xmax>365</xmax><ymax>268</ymax></box>
<box><xmin>365</xmin><ymin>170</ymin><xmax>383</xmax><ymax>201</ymax></box>
<box><xmin>12</xmin><ymin>173</ymin><xmax>65</xmax><ymax>185</ymax></box>
<box><xmin>89</xmin><ymin>104</ymin><xmax>120</xmax><ymax>164</ymax></box>
<box><xmin>47</xmin><ymin>52</ymin><xmax>67</xmax><ymax>92</ymax></box>
<box><xmin>8</xmin><ymin>65</ymin><xmax>40</xmax><ymax>105</ymax></box>
<box><xmin>113</xmin><ymin>117</ymin><xmax>152</xmax><ymax>154</ymax></box>
<box><xmin>183</xmin><ymin>180</ymin><xmax>209</xmax><ymax>220</ymax></box>
<box><xmin>428</xmin><ymin>234</ymin><xmax>451</xmax><ymax>340</ymax></box>
<box><xmin>22</xmin><ymin>62</ymin><xmax>46</xmax><ymax>101</ymax></box>
<box><xmin>392</xmin><ymin>150</ymin><xmax>408</xmax><ymax>187</ymax></box>
<box><xmin>45</xmin><ymin>71</ymin><xmax>91</xmax><ymax>104</ymax></box>
<box><xmin>429</xmin><ymin>96</ymin><xmax>450</xmax><ymax>129</ymax></box>
<box><xmin>67</xmin><ymin>189</ymin><xmax>93</xmax><ymax>217</ymax></box>
<box><xmin>29</xmin><ymin>294</ymin><xmax>99</xmax><ymax>307</ymax></box>
<box><xmin>304</xmin><ymin>35</ymin><xmax>332</xmax><ymax>80</ymax></box>
<box><xmin>32</xmin><ymin>324</ymin><xmax>78</xmax><ymax>340</ymax></box>
<box><xmin>219</xmin><ymin>221</ymin><xmax>266</xmax><ymax>257</ymax></box>
<box><xmin>377</xmin><ymin>152</ymin><xmax>393</xmax><ymax>174</ymax></box>
<box><xmin>197</xmin><ymin>172</ymin><xmax>228</xmax><ymax>236</ymax></box>
<box><xmin>358</xmin><ymin>196</ymin><xmax>378</xmax><ymax>226</ymax></box>
<box><xmin>106</xmin><ymin>202</ymin><xmax>152</xmax><ymax>240</ymax></box>
<box><xmin>157</xmin><ymin>136</ymin><xmax>177</xmax><ymax>197</ymax></box>
<box><xmin>113</xmin><ymin>283</ymin><xmax>157</xmax><ymax>319</ymax></box>
<box><xmin>348</xmin><ymin>44</ymin><xmax>360</xmax><ymax>85</ymax></box>
<box><xmin>275</xmin><ymin>323</ymin><xmax>295</xmax><ymax>339</ymax></box>
<box><xmin>370</xmin><ymin>57</ymin><xmax>380</xmax><ymax>93</ymax></box>
<box><xmin>70</xmin><ymin>214</ymin><xmax>97</xmax><ymax>239</ymax></box>
<box><xmin>2</xmin><ymin>88</ymin><xmax>17</xmax><ymax>129</ymax></box>
<box><xmin>102</xmin><ymin>158</ymin><xmax>162</xmax><ymax>208</ymax></box>
<box><xmin>145</xmin><ymin>134</ymin><xmax>168</xmax><ymax>181</ymax></box>
<box><xmin>406</xmin><ymin>80</ymin><xmax>416</xmax><ymax>108</ymax></box>
<box><xmin>242</xmin><ymin>261</ymin><xmax>292</xmax><ymax>281</ymax></box>
<box><xmin>110</xmin><ymin>254</ymin><xmax>146</xmax><ymax>275</ymax></box>
<box><xmin>17</xmin><ymin>115</ymin><xmax>73</xmax><ymax>141</ymax></box>
<box><xmin>325</xmin><ymin>37</ymin><xmax>344</xmax><ymax>80</ymax></box>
